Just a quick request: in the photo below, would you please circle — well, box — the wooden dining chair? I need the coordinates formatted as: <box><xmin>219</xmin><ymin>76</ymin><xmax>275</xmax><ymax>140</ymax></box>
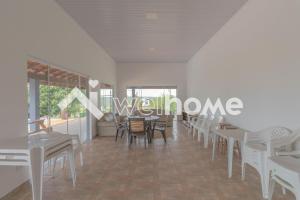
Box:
<box><xmin>128</xmin><ymin>117</ymin><xmax>147</xmax><ymax>148</ymax></box>
<box><xmin>152</xmin><ymin>115</ymin><xmax>169</xmax><ymax>143</ymax></box>
<box><xmin>114</xmin><ymin>114</ymin><xmax>127</xmax><ymax>142</ymax></box>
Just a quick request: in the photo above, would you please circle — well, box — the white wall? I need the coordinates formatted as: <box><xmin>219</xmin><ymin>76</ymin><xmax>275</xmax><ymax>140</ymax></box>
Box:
<box><xmin>117</xmin><ymin>63</ymin><xmax>187</xmax><ymax>101</ymax></box>
<box><xmin>0</xmin><ymin>0</ymin><xmax>116</xmax><ymax>197</ymax></box>
<box><xmin>187</xmin><ymin>0</ymin><xmax>300</xmax><ymax>131</ymax></box>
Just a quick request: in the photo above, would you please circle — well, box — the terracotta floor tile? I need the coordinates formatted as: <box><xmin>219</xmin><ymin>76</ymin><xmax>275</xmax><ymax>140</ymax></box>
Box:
<box><xmin>1</xmin><ymin>122</ymin><xmax>294</xmax><ymax>200</ymax></box>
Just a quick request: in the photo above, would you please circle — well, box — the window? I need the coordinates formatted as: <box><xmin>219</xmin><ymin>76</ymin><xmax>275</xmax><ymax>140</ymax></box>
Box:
<box><xmin>126</xmin><ymin>88</ymin><xmax>133</xmax><ymax>108</ymax></box>
<box><xmin>27</xmin><ymin>60</ymin><xmax>90</xmax><ymax>141</ymax></box>
<box><xmin>126</xmin><ymin>87</ymin><xmax>177</xmax><ymax>114</ymax></box>
<box><xmin>100</xmin><ymin>88</ymin><xmax>113</xmax><ymax>113</ymax></box>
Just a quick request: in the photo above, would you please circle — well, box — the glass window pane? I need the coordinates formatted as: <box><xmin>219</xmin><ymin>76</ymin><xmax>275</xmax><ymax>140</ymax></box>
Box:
<box><xmin>49</xmin><ymin>67</ymin><xmax>69</xmax><ymax>135</ymax></box>
<box><xmin>100</xmin><ymin>88</ymin><xmax>113</xmax><ymax>113</ymax></box>
<box><xmin>79</xmin><ymin>76</ymin><xmax>88</xmax><ymax>142</ymax></box>
<box><xmin>27</xmin><ymin>60</ymin><xmax>90</xmax><ymax>140</ymax></box>
<box><xmin>27</xmin><ymin>61</ymin><xmax>49</xmax><ymax>132</ymax></box>
<box><xmin>126</xmin><ymin>87</ymin><xmax>177</xmax><ymax>113</ymax></box>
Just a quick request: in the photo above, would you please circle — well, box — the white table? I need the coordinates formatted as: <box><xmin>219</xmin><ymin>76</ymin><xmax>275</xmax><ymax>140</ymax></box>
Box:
<box><xmin>0</xmin><ymin>132</ymin><xmax>76</xmax><ymax>200</ymax></box>
<box><xmin>211</xmin><ymin>128</ymin><xmax>246</xmax><ymax>178</ymax></box>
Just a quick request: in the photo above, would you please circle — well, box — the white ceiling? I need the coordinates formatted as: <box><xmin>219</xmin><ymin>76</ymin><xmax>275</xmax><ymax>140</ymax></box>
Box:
<box><xmin>55</xmin><ymin>0</ymin><xmax>247</xmax><ymax>63</ymax></box>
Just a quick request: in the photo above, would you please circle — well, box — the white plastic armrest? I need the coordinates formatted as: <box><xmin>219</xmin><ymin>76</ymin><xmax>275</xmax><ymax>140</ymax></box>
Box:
<box><xmin>276</xmin><ymin>150</ymin><xmax>300</xmax><ymax>156</ymax></box>
<box><xmin>272</xmin><ymin>133</ymin><xmax>300</xmax><ymax>148</ymax></box>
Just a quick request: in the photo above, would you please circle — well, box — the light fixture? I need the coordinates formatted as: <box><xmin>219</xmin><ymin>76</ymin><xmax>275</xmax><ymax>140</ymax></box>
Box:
<box><xmin>145</xmin><ymin>12</ymin><xmax>158</xmax><ymax>20</ymax></box>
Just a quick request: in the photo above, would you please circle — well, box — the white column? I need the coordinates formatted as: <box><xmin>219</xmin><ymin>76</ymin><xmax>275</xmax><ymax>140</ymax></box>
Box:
<box><xmin>29</xmin><ymin>78</ymin><xmax>40</xmax><ymax>132</ymax></box>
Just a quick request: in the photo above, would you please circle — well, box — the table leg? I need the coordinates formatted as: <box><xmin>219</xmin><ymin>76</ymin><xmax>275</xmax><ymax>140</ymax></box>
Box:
<box><xmin>29</xmin><ymin>147</ymin><xmax>44</xmax><ymax>200</ymax></box>
<box><xmin>227</xmin><ymin>138</ymin><xmax>234</xmax><ymax>178</ymax></box>
<box><xmin>147</xmin><ymin>125</ymin><xmax>152</xmax><ymax>143</ymax></box>
<box><xmin>152</xmin><ymin>121</ymin><xmax>156</xmax><ymax>140</ymax></box>
<box><xmin>239</xmin><ymin>141</ymin><xmax>244</xmax><ymax>161</ymax></box>
<box><xmin>68</xmin><ymin>149</ymin><xmax>77</xmax><ymax>187</ymax></box>
<box><xmin>212</xmin><ymin>133</ymin><xmax>218</xmax><ymax>161</ymax></box>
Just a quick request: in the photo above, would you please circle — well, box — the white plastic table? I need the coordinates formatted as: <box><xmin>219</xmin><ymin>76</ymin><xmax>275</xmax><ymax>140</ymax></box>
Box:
<box><xmin>0</xmin><ymin>132</ymin><xmax>76</xmax><ymax>200</ymax></box>
<box><xmin>211</xmin><ymin>128</ymin><xmax>246</xmax><ymax>178</ymax></box>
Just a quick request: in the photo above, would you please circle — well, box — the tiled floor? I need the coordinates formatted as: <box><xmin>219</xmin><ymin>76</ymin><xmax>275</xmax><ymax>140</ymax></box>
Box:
<box><xmin>2</xmin><ymin>122</ymin><xmax>294</xmax><ymax>200</ymax></box>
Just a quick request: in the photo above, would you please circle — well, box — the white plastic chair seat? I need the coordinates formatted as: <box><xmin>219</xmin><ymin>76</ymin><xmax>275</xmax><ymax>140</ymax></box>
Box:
<box><xmin>51</xmin><ymin>131</ymin><xmax>84</xmax><ymax>178</ymax></box>
<box><xmin>271</xmin><ymin>156</ymin><xmax>300</xmax><ymax>173</ymax></box>
<box><xmin>247</xmin><ymin>142</ymin><xmax>267</xmax><ymax>151</ymax></box>
<box><xmin>269</xmin><ymin>156</ymin><xmax>300</xmax><ymax>200</ymax></box>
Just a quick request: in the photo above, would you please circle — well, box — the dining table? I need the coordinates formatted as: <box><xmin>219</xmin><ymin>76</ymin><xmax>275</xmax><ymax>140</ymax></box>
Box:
<box><xmin>0</xmin><ymin>132</ymin><xmax>76</xmax><ymax>200</ymax></box>
<box><xmin>127</xmin><ymin>115</ymin><xmax>160</xmax><ymax>143</ymax></box>
<box><xmin>211</xmin><ymin>127</ymin><xmax>246</xmax><ymax>178</ymax></box>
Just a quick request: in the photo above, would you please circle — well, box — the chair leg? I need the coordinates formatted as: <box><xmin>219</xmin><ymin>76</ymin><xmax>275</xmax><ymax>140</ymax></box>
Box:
<box><xmin>67</xmin><ymin>150</ymin><xmax>76</xmax><ymax>187</ymax></box>
<box><xmin>144</xmin><ymin>134</ymin><xmax>147</xmax><ymax>148</ymax></box>
<box><xmin>295</xmin><ymin>191</ymin><xmax>300</xmax><ymax>200</ymax></box>
<box><xmin>61</xmin><ymin>156</ymin><xmax>66</xmax><ymax>169</ymax></box>
<box><xmin>268</xmin><ymin>178</ymin><xmax>276</xmax><ymax>200</ymax></box>
<box><xmin>115</xmin><ymin>128</ymin><xmax>119</xmax><ymax>142</ymax></box>
<box><xmin>79</xmin><ymin>151</ymin><xmax>84</xmax><ymax>167</ymax></box>
<box><xmin>241</xmin><ymin>160</ymin><xmax>246</xmax><ymax>181</ymax></box>
<box><xmin>162</xmin><ymin>131</ymin><xmax>167</xmax><ymax>143</ymax></box>
<box><xmin>223</xmin><ymin>139</ymin><xmax>227</xmax><ymax>154</ymax></box>
<box><xmin>52</xmin><ymin>157</ymin><xmax>58</xmax><ymax>177</ymax></box>
<box><xmin>281</xmin><ymin>186</ymin><xmax>286</xmax><ymax>195</ymax></box>
<box><xmin>192</xmin><ymin>127</ymin><xmax>196</xmax><ymax>138</ymax></box>
<box><xmin>260</xmin><ymin>167</ymin><xmax>269</xmax><ymax>199</ymax></box>
<box><xmin>197</xmin><ymin>130</ymin><xmax>201</xmax><ymax>142</ymax></box>
<box><xmin>236</xmin><ymin>141</ymin><xmax>242</xmax><ymax>159</ymax></box>
<box><xmin>120</xmin><ymin>129</ymin><xmax>125</xmax><ymax>138</ymax></box>
<box><xmin>217</xmin><ymin>137</ymin><xmax>221</xmax><ymax>152</ymax></box>
<box><xmin>204</xmin><ymin>132</ymin><xmax>209</xmax><ymax>148</ymax></box>
<box><xmin>212</xmin><ymin>134</ymin><xmax>217</xmax><ymax>161</ymax></box>
<box><xmin>130</xmin><ymin>134</ymin><xmax>133</xmax><ymax>145</ymax></box>
<box><xmin>148</xmin><ymin>129</ymin><xmax>152</xmax><ymax>143</ymax></box>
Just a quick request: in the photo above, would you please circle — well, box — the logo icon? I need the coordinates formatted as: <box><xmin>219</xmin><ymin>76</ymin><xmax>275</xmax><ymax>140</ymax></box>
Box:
<box><xmin>58</xmin><ymin>87</ymin><xmax>104</xmax><ymax>120</ymax></box>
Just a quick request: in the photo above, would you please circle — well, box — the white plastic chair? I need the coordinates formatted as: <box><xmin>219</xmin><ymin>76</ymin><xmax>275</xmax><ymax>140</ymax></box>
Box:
<box><xmin>269</xmin><ymin>155</ymin><xmax>300</xmax><ymax>200</ymax></box>
<box><xmin>187</xmin><ymin>113</ymin><xmax>198</xmax><ymax>129</ymax></box>
<box><xmin>193</xmin><ymin>115</ymin><xmax>207</xmax><ymax>141</ymax></box>
<box><xmin>189</xmin><ymin>115</ymin><xmax>204</xmax><ymax>138</ymax></box>
<box><xmin>52</xmin><ymin>130</ymin><xmax>83</xmax><ymax>175</ymax></box>
<box><xmin>187</xmin><ymin>114</ymin><xmax>198</xmax><ymax>131</ymax></box>
<box><xmin>188</xmin><ymin>115</ymin><xmax>197</xmax><ymax>134</ymax></box>
<box><xmin>268</xmin><ymin>131</ymin><xmax>300</xmax><ymax>200</ymax></box>
<box><xmin>241</xmin><ymin>127</ymin><xmax>293</xmax><ymax>199</ymax></box>
<box><xmin>195</xmin><ymin>114</ymin><xmax>220</xmax><ymax>148</ymax></box>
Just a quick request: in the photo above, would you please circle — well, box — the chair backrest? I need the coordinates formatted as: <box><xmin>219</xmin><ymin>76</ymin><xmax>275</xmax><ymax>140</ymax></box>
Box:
<box><xmin>246</xmin><ymin>127</ymin><xmax>292</xmax><ymax>144</ymax></box>
<box><xmin>292</xmin><ymin>129</ymin><xmax>300</xmax><ymax>151</ymax></box>
<box><xmin>244</xmin><ymin>127</ymin><xmax>293</xmax><ymax>156</ymax></box>
<box><xmin>129</xmin><ymin>117</ymin><xmax>146</xmax><ymax>134</ymax></box>
<box><xmin>195</xmin><ymin>114</ymin><xmax>209</xmax><ymax>130</ymax></box>
<box><xmin>204</xmin><ymin>114</ymin><xmax>221</xmax><ymax>131</ymax></box>
<box><xmin>114</xmin><ymin>113</ymin><xmax>121</xmax><ymax>127</ymax></box>
<box><xmin>158</xmin><ymin>115</ymin><xmax>169</xmax><ymax>124</ymax></box>
<box><xmin>211</xmin><ymin>114</ymin><xmax>222</xmax><ymax>127</ymax></box>
<box><xmin>156</xmin><ymin>115</ymin><xmax>169</xmax><ymax>129</ymax></box>
<box><xmin>195</xmin><ymin>114</ymin><xmax>204</xmax><ymax>124</ymax></box>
